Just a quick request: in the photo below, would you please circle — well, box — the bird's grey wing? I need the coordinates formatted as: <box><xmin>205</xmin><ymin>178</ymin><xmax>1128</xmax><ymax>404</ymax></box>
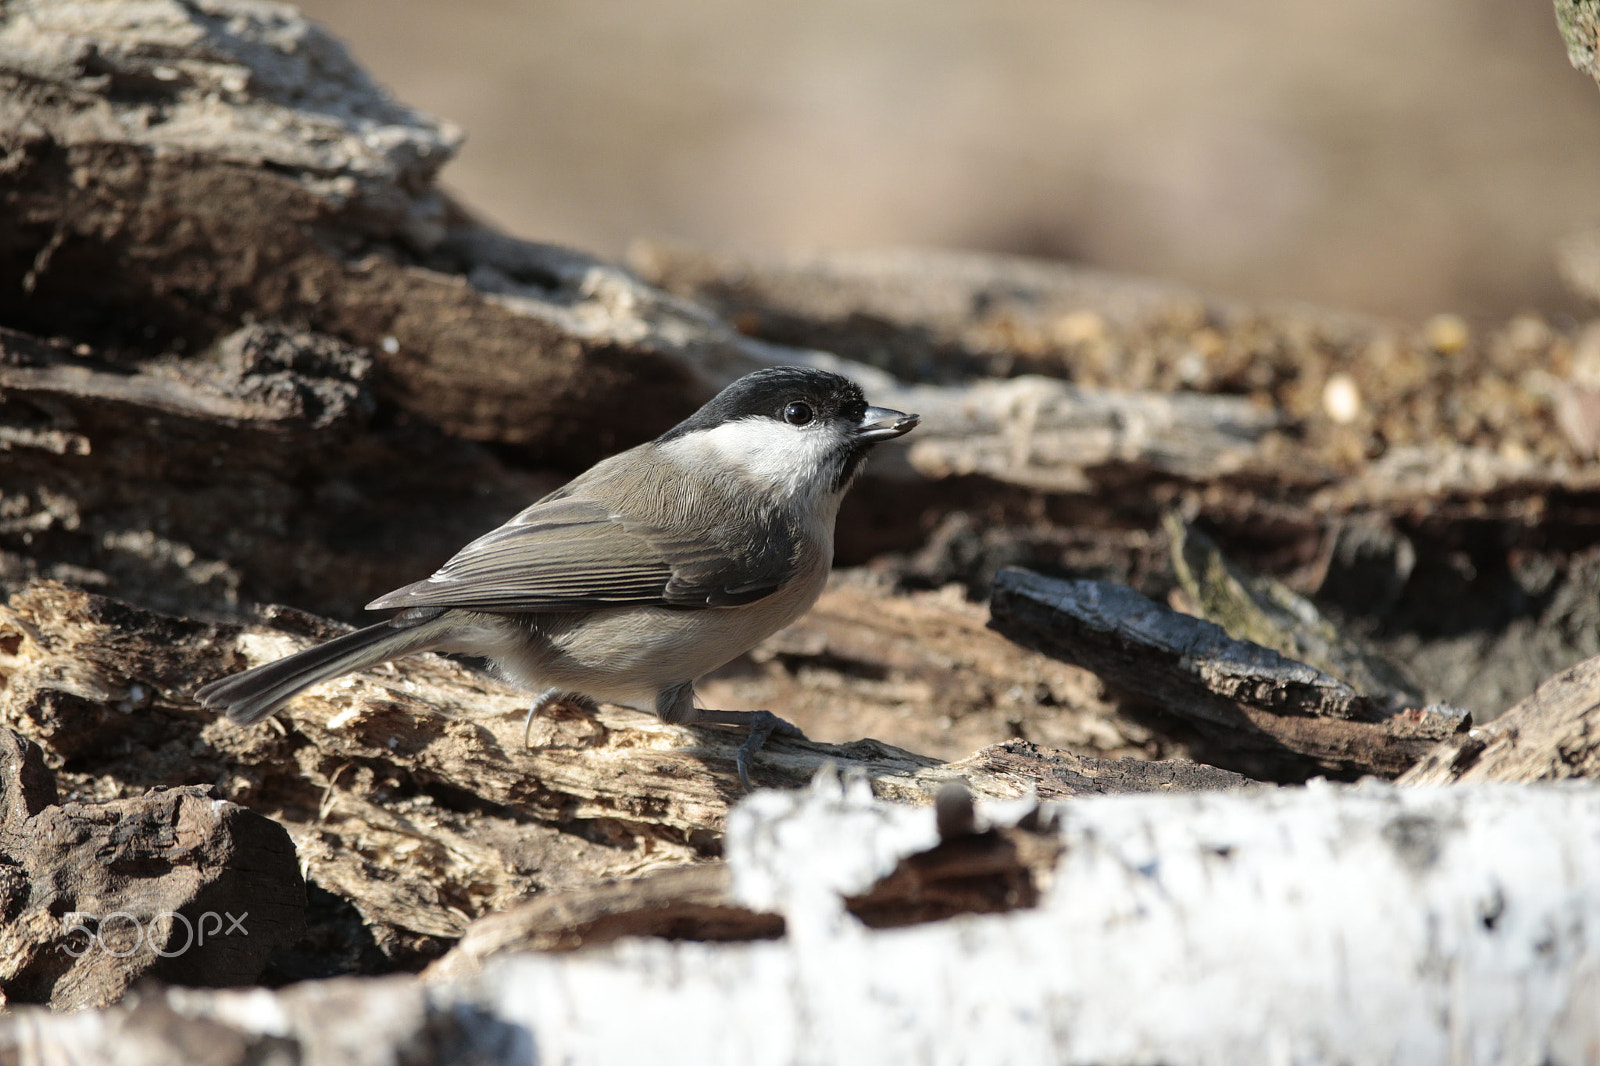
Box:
<box><xmin>648</xmin><ymin>506</ymin><xmax>803</xmax><ymax>608</ymax></box>
<box><xmin>365</xmin><ymin>496</ymin><xmax>802</xmax><ymax>613</ymax></box>
<box><xmin>366</xmin><ymin>497</ymin><xmax>674</xmax><ymax>612</ymax></box>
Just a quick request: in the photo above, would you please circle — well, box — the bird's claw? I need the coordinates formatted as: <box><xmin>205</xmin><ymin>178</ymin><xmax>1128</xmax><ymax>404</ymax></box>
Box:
<box><xmin>722</xmin><ymin>710</ymin><xmax>805</xmax><ymax>791</ymax></box>
<box><xmin>523</xmin><ymin>688</ymin><xmax>599</xmax><ymax>748</ymax></box>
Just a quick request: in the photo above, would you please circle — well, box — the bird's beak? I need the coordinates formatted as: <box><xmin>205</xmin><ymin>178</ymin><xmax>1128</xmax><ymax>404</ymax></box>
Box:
<box><xmin>855</xmin><ymin>406</ymin><xmax>921</xmax><ymax>442</ymax></box>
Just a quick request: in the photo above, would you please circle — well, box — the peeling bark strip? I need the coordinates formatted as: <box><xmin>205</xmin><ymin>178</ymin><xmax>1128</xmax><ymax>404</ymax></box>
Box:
<box><xmin>0</xmin><ymin>730</ymin><xmax>304</xmax><ymax>1011</ymax></box>
<box><xmin>5</xmin><ymin>781</ymin><xmax>1599</xmax><ymax>1064</ymax></box>
<box><xmin>987</xmin><ymin>567</ymin><xmax>1467</xmax><ymax>780</ymax></box>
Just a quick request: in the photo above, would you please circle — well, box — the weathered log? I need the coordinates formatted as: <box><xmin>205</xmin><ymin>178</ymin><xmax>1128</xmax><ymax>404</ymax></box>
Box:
<box><xmin>0</xmin><ymin>321</ymin><xmax>547</xmax><ymax>619</ymax></box>
<box><xmin>6</xmin><ymin>0</ymin><xmax>1267</xmax><ymax>626</ymax></box>
<box><xmin>425</xmin><ymin>754</ymin><xmax>1249</xmax><ymax>980</ymax></box>
<box><xmin>0</xmin><ymin>730</ymin><xmax>304</xmax><ymax>1010</ymax></box>
<box><xmin>0</xmin><ymin>0</ymin><xmax>769</xmax><ymax>464</ymax></box>
<box><xmin>5</xmin><ymin>780</ymin><xmax>1599</xmax><ymax>1064</ymax></box>
<box><xmin>988</xmin><ymin>567</ymin><xmax>1468</xmax><ymax>780</ymax></box>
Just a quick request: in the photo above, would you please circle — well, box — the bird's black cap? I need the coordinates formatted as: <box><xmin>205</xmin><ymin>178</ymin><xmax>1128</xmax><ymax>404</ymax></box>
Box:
<box><xmin>657</xmin><ymin>366</ymin><xmax>868</xmax><ymax>442</ymax></box>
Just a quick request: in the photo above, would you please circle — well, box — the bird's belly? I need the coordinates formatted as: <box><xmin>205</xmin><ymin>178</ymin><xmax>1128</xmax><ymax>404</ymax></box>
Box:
<box><xmin>465</xmin><ymin>554</ymin><xmax>830</xmax><ymax>710</ymax></box>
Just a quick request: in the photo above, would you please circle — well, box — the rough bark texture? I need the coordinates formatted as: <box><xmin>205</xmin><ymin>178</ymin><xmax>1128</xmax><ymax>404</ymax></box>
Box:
<box><xmin>1163</xmin><ymin>514</ymin><xmax>1422</xmax><ymax>712</ymax></box>
<box><xmin>0</xmin><ymin>580</ymin><xmax>1247</xmax><ymax>979</ymax></box>
<box><xmin>0</xmin><ymin>730</ymin><xmax>304</xmax><ymax>1010</ymax></box>
<box><xmin>0</xmin><ymin>0</ymin><xmax>778</xmax><ymax>625</ymax></box>
<box><xmin>1557</xmin><ymin>0</ymin><xmax>1600</xmax><ymax>89</ymax></box>
<box><xmin>0</xmin><ymin>0</ymin><xmax>760</xmax><ymax>462</ymax></box>
<box><xmin>0</xmin><ymin>319</ymin><xmax>545</xmax><ymax>620</ymax></box>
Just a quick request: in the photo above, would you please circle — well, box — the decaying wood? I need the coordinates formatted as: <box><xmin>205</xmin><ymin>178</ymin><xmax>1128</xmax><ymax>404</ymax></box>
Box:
<box><xmin>8</xmin><ymin>0</ymin><xmax>1279</xmax><ymax>510</ymax></box>
<box><xmin>699</xmin><ymin>576</ymin><xmax>1160</xmax><ymax>764</ymax></box>
<box><xmin>6</xmin><ymin>780</ymin><xmax>1599</xmax><ymax>1065</ymax></box>
<box><xmin>862</xmin><ymin>369</ymin><xmax>1283</xmax><ymax>493</ymax></box>
<box><xmin>5</xmin><ymin>0</ymin><xmax>1600</xmax><ymax>1049</ymax></box>
<box><xmin>1400</xmin><ymin>651</ymin><xmax>1600</xmax><ymax>785</ymax></box>
<box><xmin>0</xmin><ymin>579</ymin><xmax>1246</xmax><ymax>973</ymax></box>
<box><xmin>628</xmin><ymin>240</ymin><xmax>1375</xmax><ymax>383</ymax></box>
<box><xmin>0</xmin><ymin>0</ymin><xmax>787</xmax><ymax>627</ymax></box>
<box><xmin>0</xmin><ymin>321</ymin><xmax>550</xmax><ymax>620</ymax></box>
<box><xmin>0</xmin><ymin>0</ymin><xmax>1298</xmax><ymax>629</ymax></box>
<box><xmin>988</xmin><ymin>567</ymin><xmax>1468</xmax><ymax>781</ymax></box>
<box><xmin>0</xmin><ymin>0</ymin><xmax>764</xmax><ymax>463</ymax></box>
<box><xmin>0</xmin><ymin>730</ymin><xmax>304</xmax><ymax>1010</ymax></box>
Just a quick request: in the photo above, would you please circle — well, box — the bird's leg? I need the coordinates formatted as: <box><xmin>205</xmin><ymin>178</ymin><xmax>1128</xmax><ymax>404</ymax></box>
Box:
<box><xmin>523</xmin><ymin>687</ymin><xmax>599</xmax><ymax>748</ymax></box>
<box><xmin>694</xmin><ymin>708</ymin><xmax>807</xmax><ymax>791</ymax></box>
<box><xmin>656</xmin><ymin>682</ymin><xmax>804</xmax><ymax>789</ymax></box>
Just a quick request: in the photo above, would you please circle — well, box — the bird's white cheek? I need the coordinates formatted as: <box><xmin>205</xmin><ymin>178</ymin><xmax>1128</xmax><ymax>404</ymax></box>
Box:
<box><xmin>661</xmin><ymin>419</ymin><xmax>842</xmax><ymax>501</ymax></box>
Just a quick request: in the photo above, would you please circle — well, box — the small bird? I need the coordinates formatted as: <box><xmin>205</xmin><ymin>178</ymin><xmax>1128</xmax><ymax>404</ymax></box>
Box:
<box><xmin>195</xmin><ymin>365</ymin><xmax>919</xmax><ymax>788</ymax></box>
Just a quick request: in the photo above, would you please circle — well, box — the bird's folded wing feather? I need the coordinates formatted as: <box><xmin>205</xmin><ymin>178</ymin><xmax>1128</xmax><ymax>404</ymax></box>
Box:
<box><xmin>365</xmin><ymin>496</ymin><xmax>796</xmax><ymax>613</ymax></box>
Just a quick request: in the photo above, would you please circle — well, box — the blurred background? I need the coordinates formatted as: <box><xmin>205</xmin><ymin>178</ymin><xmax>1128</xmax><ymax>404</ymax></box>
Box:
<box><xmin>299</xmin><ymin>0</ymin><xmax>1600</xmax><ymax>323</ymax></box>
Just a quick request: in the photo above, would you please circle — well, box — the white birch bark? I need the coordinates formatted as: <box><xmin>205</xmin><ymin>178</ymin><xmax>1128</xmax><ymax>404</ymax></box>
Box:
<box><xmin>5</xmin><ymin>777</ymin><xmax>1598</xmax><ymax>1065</ymax></box>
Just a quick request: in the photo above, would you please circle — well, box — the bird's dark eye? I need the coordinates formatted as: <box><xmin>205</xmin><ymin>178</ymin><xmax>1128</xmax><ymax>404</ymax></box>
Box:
<box><xmin>783</xmin><ymin>401</ymin><xmax>814</xmax><ymax>426</ymax></box>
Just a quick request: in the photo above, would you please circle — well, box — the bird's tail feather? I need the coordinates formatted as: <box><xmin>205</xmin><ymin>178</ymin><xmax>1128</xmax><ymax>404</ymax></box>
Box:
<box><xmin>195</xmin><ymin>619</ymin><xmax>448</xmax><ymax>726</ymax></box>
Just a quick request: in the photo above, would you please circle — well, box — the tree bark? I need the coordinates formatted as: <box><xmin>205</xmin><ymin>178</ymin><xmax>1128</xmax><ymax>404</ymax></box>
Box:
<box><xmin>4</xmin><ymin>780</ymin><xmax>1597</xmax><ymax>1065</ymax></box>
<box><xmin>0</xmin><ymin>731</ymin><xmax>304</xmax><ymax>1010</ymax></box>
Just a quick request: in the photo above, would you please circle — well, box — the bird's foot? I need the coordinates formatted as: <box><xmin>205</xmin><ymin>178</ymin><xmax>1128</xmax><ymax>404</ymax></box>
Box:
<box><xmin>693</xmin><ymin>708</ymin><xmax>806</xmax><ymax>790</ymax></box>
<box><xmin>523</xmin><ymin>688</ymin><xmax>600</xmax><ymax>748</ymax></box>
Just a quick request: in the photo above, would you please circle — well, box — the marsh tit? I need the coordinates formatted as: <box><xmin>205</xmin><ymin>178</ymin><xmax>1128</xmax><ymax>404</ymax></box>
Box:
<box><xmin>195</xmin><ymin>365</ymin><xmax>920</xmax><ymax>788</ymax></box>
